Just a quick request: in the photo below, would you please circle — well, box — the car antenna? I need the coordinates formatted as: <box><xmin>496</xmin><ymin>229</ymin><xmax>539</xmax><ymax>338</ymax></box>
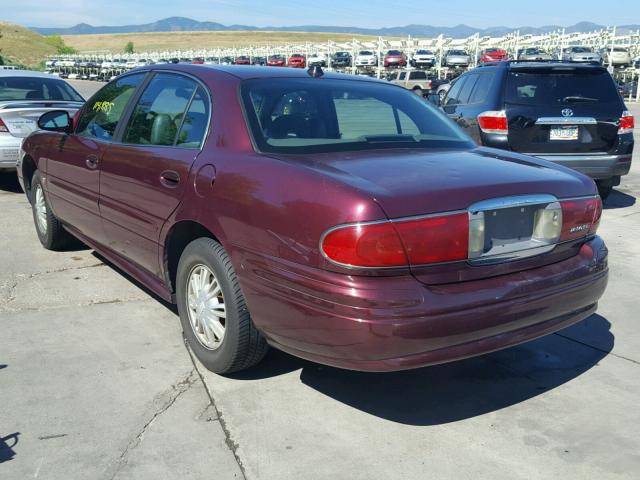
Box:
<box><xmin>307</xmin><ymin>65</ymin><xmax>324</xmax><ymax>78</ymax></box>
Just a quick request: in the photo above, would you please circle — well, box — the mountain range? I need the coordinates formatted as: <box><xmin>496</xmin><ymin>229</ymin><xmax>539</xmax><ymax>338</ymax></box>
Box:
<box><xmin>31</xmin><ymin>17</ymin><xmax>640</xmax><ymax>38</ymax></box>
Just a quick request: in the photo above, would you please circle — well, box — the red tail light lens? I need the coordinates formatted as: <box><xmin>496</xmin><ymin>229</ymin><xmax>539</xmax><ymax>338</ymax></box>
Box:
<box><xmin>0</xmin><ymin>117</ymin><xmax>8</xmax><ymax>133</ymax></box>
<box><xmin>321</xmin><ymin>213</ymin><xmax>469</xmax><ymax>268</ymax></box>
<box><xmin>321</xmin><ymin>222</ymin><xmax>407</xmax><ymax>267</ymax></box>
<box><xmin>477</xmin><ymin>111</ymin><xmax>508</xmax><ymax>134</ymax></box>
<box><xmin>619</xmin><ymin>111</ymin><xmax>634</xmax><ymax>134</ymax></box>
<box><xmin>560</xmin><ymin>197</ymin><xmax>602</xmax><ymax>241</ymax></box>
<box><xmin>393</xmin><ymin>213</ymin><xmax>468</xmax><ymax>265</ymax></box>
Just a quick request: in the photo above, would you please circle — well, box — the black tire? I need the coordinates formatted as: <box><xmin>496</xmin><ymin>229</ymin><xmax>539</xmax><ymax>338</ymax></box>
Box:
<box><xmin>176</xmin><ymin>237</ymin><xmax>268</xmax><ymax>374</ymax></box>
<box><xmin>31</xmin><ymin>171</ymin><xmax>73</xmax><ymax>250</ymax></box>
<box><xmin>596</xmin><ymin>181</ymin><xmax>613</xmax><ymax>200</ymax></box>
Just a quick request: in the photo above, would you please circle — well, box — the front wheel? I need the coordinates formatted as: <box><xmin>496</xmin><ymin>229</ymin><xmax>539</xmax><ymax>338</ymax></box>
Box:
<box><xmin>176</xmin><ymin>238</ymin><xmax>268</xmax><ymax>374</ymax></box>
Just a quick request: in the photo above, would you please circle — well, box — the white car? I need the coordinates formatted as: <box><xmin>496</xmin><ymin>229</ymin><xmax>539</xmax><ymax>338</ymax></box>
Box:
<box><xmin>125</xmin><ymin>60</ymin><xmax>138</xmax><ymax>69</ymax></box>
<box><xmin>411</xmin><ymin>50</ymin><xmax>436</xmax><ymax>68</ymax></box>
<box><xmin>307</xmin><ymin>53</ymin><xmax>327</xmax><ymax>67</ymax></box>
<box><xmin>355</xmin><ymin>51</ymin><xmax>378</xmax><ymax>67</ymax></box>
<box><xmin>602</xmin><ymin>47</ymin><xmax>632</xmax><ymax>67</ymax></box>
<box><xmin>0</xmin><ymin>70</ymin><xmax>84</xmax><ymax>172</ymax></box>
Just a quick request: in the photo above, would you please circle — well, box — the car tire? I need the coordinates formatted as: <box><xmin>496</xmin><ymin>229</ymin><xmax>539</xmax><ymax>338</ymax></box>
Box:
<box><xmin>176</xmin><ymin>237</ymin><xmax>268</xmax><ymax>374</ymax></box>
<box><xmin>30</xmin><ymin>171</ymin><xmax>73</xmax><ymax>250</ymax></box>
<box><xmin>596</xmin><ymin>181</ymin><xmax>613</xmax><ymax>200</ymax></box>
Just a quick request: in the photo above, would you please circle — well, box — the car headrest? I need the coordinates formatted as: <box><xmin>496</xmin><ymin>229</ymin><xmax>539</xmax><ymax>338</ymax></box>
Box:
<box><xmin>150</xmin><ymin>113</ymin><xmax>177</xmax><ymax>146</ymax></box>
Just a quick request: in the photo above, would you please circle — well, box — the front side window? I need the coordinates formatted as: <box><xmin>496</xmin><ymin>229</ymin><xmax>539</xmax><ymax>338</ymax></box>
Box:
<box><xmin>124</xmin><ymin>73</ymin><xmax>197</xmax><ymax>146</ymax></box>
<box><xmin>76</xmin><ymin>73</ymin><xmax>145</xmax><ymax>141</ymax></box>
<box><xmin>241</xmin><ymin>78</ymin><xmax>472</xmax><ymax>154</ymax></box>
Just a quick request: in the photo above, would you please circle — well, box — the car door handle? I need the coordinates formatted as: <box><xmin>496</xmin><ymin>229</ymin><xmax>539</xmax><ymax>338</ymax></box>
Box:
<box><xmin>160</xmin><ymin>170</ymin><xmax>180</xmax><ymax>188</ymax></box>
<box><xmin>86</xmin><ymin>155</ymin><xmax>99</xmax><ymax>169</ymax></box>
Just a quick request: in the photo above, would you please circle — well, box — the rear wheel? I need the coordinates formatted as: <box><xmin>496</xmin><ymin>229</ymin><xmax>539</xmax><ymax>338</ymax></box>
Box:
<box><xmin>176</xmin><ymin>238</ymin><xmax>268</xmax><ymax>374</ymax></box>
<box><xmin>413</xmin><ymin>87</ymin><xmax>423</xmax><ymax>97</ymax></box>
<box><xmin>31</xmin><ymin>171</ymin><xmax>73</xmax><ymax>250</ymax></box>
<box><xmin>596</xmin><ymin>181</ymin><xmax>613</xmax><ymax>200</ymax></box>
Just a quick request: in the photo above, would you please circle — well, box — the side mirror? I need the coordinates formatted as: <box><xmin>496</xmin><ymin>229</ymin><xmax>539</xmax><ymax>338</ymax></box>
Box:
<box><xmin>38</xmin><ymin>110</ymin><xmax>72</xmax><ymax>133</ymax></box>
<box><xmin>426</xmin><ymin>93</ymin><xmax>442</xmax><ymax>107</ymax></box>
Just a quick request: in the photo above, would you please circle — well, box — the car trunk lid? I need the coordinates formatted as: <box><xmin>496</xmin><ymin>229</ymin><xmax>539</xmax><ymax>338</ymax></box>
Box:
<box><xmin>285</xmin><ymin>147</ymin><xmax>596</xmax><ymax>284</ymax></box>
<box><xmin>0</xmin><ymin>101</ymin><xmax>82</xmax><ymax>138</ymax></box>
<box><xmin>503</xmin><ymin>66</ymin><xmax>624</xmax><ymax>154</ymax></box>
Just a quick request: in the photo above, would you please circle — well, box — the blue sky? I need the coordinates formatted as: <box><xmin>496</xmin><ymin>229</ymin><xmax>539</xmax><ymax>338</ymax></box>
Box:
<box><xmin>6</xmin><ymin>0</ymin><xmax>640</xmax><ymax>28</ymax></box>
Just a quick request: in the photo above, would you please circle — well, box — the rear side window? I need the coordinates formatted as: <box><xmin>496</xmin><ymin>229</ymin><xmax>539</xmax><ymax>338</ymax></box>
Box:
<box><xmin>0</xmin><ymin>76</ymin><xmax>83</xmax><ymax>102</ymax></box>
<box><xmin>457</xmin><ymin>74</ymin><xmax>478</xmax><ymax>104</ymax></box>
<box><xmin>176</xmin><ymin>87</ymin><xmax>210</xmax><ymax>148</ymax></box>
<box><xmin>505</xmin><ymin>70</ymin><xmax>621</xmax><ymax>105</ymax></box>
<box><xmin>409</xmin><ymin>71</ymin><xmax>427</xmax><ymax>80</ymax></box>
<box><xmin>469</xmin><ymin>73</ymin><xmax>494</xmax><ymax>104</ymax></box>
<box><xmin>76</xmin><ymin>73</ymin><xmax>144</xmax><ymax>141</ymax></box>
<box><xmin>444</xmin><ymin>76</ymin><xmax>468</xmax><ymax>105</ymax></box>
<box><xmin>124</xmin><ymin>73</ymin><xmax>196</xmax><ymax>146</ymax></box>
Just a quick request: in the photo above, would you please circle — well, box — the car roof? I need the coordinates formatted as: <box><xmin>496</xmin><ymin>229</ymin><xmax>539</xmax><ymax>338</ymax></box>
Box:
<box><xmin>0</xmin><ymin>69</ymin><xmax>63</xmax><ymax>79</ymax></box>
<box><xmin>478</xmin><ymin>61</ymin><xmax>606</xmax><ymax>71</ymax></box>
<box><xmin>141</xmin><ymin>63</ymin><xmax>387</xmax><ymax>84</ymax></box>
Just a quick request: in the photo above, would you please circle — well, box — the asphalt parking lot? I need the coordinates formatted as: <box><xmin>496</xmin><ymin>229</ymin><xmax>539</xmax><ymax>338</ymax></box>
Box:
<box><xmin>1</xmin><ymin>80</ymin><xmax>639</xmax><ymax>479</ymax></box>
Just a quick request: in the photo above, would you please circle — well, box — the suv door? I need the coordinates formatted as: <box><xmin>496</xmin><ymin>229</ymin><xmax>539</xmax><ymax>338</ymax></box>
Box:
<box><xmin>99</xmin><ymin>72</ymin><xmax>210</xmax><ymax>275</ymax></box>
<box><xmin>453</xmin><ymin>71</ymin><xmax>497</xmax><ymax>143</ymax></box>
<box><xmin>45</xmin><ymin>73</ymin><xmax>145</xmax><ymax>243</ymax></box>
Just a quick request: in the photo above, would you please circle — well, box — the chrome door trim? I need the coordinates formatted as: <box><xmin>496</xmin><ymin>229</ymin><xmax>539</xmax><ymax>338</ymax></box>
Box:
<box><xmin>535</xmin><ymin>117</ymin><xmax>597</xmax><ymax>125</ymax></box>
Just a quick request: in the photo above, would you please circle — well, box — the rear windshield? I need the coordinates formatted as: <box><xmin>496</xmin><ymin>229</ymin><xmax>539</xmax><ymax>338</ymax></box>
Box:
<box><xmin>0</xmin><ymin>76</ymin><xmax>84</xmax><ymax>102</ymax></box>
<box><xmin>241</xmin><ymin>78</ymin><xmax>473</xmax><ymax>154</ymax></box>
<box><xmin>505</xmin><ymin>70</ymin><xmax>620</xmax><ymax>105</ymax></box>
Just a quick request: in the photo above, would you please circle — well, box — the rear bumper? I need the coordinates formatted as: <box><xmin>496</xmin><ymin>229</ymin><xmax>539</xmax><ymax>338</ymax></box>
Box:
<box><xmin>527</xmin><ymin>152</ymin><xmax>632</xmax><ymax>180</ymax></box>
<box><xmin>238</xmin><ymin>236</ymin><xmax>608</xmax><ymax>372</ymax></box>
<box><xmin>0</xmin><ymin>134</ymin><xmax>22</xmax><ymax>170</ymax></box>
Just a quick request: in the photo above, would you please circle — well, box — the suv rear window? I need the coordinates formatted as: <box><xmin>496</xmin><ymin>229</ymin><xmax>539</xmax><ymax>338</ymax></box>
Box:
<box><xmin>241</xmin><ymin>78</ymin><xmax>472</xmax><ymax>154</ymax></box>
<box><xmin>505</xmin><ymin>70</ymin><xmax>620</xmax><ymax>105</ymax></box>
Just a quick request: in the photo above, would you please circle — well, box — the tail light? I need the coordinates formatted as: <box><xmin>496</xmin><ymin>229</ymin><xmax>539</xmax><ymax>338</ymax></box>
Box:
<box><xmin>478</xmin><ymin>111</ymin><xmax>508</xmax><ymax>134</ymax></box>
<box><xmin>320</xmin><ymin>213</ymin><xmax>468</xmax><ymax>268</ymax></box>
<box><xmin>321</xmin><ymin>196</ymin><xmax>600</xmax><ymax>269</ymax></box>
<box><xmin>560</xmin><ymin>197</ymin><xmax>602</xmax><ymax>241</ymax></box>
<box><xmin>0</xmin><ymin>117</ymin><xmax>8</xmax><ymax>133</ymax></box>
<box><xmin>619</xmin><ymin>111</ymin><xmax>634</xmax><ymax>134</ymax></box>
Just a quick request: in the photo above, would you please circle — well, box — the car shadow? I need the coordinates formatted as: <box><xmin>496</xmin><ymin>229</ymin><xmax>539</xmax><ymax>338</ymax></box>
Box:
<box><xmin>0</xmin><ymin>432</ymin><xmax>20</xmax><ymax>464</ymax></box>
<box><xmin>0</xmin><ymin>172</ymin><xmax>22</xmax><ymax>194</ymax></box>
<box><xmin>230</xmin><ymin>314</ymin><xmax>613</xmax><ymax>426</ymax></box>
<box><xmin>604</xmin><ymin>189</ymin><xmax>636</xmax><ymax>209</ymax></box>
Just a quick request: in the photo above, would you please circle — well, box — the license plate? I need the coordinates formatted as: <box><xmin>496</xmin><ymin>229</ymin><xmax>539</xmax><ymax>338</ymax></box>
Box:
<box><xmin>550</xmin><ymin>126</ymin><xmax>578</xmax><ymax>141</ymax></box>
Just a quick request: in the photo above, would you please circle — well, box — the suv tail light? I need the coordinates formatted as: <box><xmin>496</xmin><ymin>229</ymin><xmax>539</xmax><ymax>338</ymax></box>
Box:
<box><xmin>619</xmin><ymin>111</ymin><xmax>634</xmax><ymax>134</ymax></box>
<box><xmin>321</xmin><ymin>196</ymin><xmax>601</xmax><ymax>269</ymax></box>
<box><xmin>0</xmin><ymin>117</ymin><xmax>8</xmax><ymax>133</ymax></box>
<box><xmin>477</xmin><ymin>111</ymin><xmax>508</xmax><ymax>134</ymax></box>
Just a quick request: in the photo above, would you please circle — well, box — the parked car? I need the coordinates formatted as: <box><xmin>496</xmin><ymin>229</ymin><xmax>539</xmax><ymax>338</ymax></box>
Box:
<box><xmin>287</xmin><ymin>54</ymin><xmax>306</xmax><ymax>68</ymax></box>
<box><xmin>517</xmin><ymin>47</ymin><xmax>553</xmax><ymax>61</ymax></box>
<box><xmin>19</xmin><ymin>64</ymin><xmax>608</xmax><ymax>374</ymax></box>
<box><xmin>561</xmin><ymin>46</ymin><xmax>602</xmax><ymax>64</ymax></box>
<box><xmin>410</xmin><ymin>49</ymin><xmax>436</xmax><ymax>68</ymax></box>
<box><xmin>435</xmin><ymin>79</ymin><xmax>452</xmax><ymax>99</ymax></box>
<box><xmin>191</xmin><ymin>58</ymin><xmax>205</xmax><ymax>65</ymax></box>
<box><xmin>267</xmin><ymin>55</ymin><xmax>286</xmax><ymax>67</ymax></box>
<box><xmin>234</xmin><ymin>56</ymin><xmax>251</xmax><ymax>65</ymax></box>
<box><xmin>383</xmin><ymin>50</ymin><xmax>407</xmax><ymax>68</ymax></box>
<box><xmin>387</xmin><ymin>70</ymin><xmax>432</xmax><ymax>95</ymax></box>
<box><xmin>439</xmin><ymin>61</ymin><xmax>634</xmax><ymax>198</ymax></box>
<box><xmin>479</xmin><ymin>48</ymin><xmax>509</xmax><ymax>64</ymax></box>
<box><xmin>307</xmin><ymin>53</ymin><xmax>327</xmax><ymax>67</ymax></box>
<box><xmin>355</xmin><ymin>51</ymin><xmax>378</xmax><ymax>67</ymax></box>
<box><xmin>252</xmin><ymin>56</ymin><xmax>267</xmax><ymax>66</ymax></box>
<box><xmin>601</xmin><ymin>47</ymin><xmax>632</xmax><ymax>68</ymax></box>
<box><xmin>331</xmin><ymin>51</ymin><xmax>352</xmax><ymax>68</ymax></box>
<box><xmin>0</xmin><ymin>70</ymin><xmax>84</xmax><ymax>172</ymax></box>
<box><xmin>442</xmin><ymin>50</ymin><xmax>472</xmax><ymax>67</ymax></box>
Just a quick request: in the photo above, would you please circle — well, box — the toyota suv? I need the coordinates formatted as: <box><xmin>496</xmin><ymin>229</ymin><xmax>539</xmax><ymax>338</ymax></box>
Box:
<box><xmin>438</xmin><ymin>61</ymin><xmax>634</xmax><ymax>198</ymax></box>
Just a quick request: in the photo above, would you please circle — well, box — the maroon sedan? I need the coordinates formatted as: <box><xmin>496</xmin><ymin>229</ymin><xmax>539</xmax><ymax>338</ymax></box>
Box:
<box><xmin>267</xmin><ymin>55</ymin><xmax>286</xmax><ymax>67</ymax></box>
<box><xmin>19</xmin><ymin>65</ymin><xmax>608</xmax><ymax>374</ymax></box>
<box><xmin>384</xmin><ymin>50</ymin><xmax>408</xmax><ymax>68</ymax></box>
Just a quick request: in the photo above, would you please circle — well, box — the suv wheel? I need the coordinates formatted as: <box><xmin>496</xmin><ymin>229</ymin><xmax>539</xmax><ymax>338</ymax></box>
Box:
<box><xmin>596</xmin><ymin>181</ymin><xmax>613</xmax><ymax>200</ymax></box>
<box><xmin>176</xmin><ymin>238</ymin><xmax>268</xmax><ymax>374</ymax></box>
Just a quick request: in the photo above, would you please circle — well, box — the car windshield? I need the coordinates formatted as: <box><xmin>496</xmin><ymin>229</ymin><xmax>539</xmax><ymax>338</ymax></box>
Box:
<box><xmin>449</xmin><ymin>50</ymin><xmax>467</xmax><ymax>55</ymax></box>
<box><xmin>241</xmin><ymin>78</ymin><xmax>473</xmax><ymax>154</ymax></box>
<box><xmin>387</xmin><ymin>51</ymin><xmax>402</xmax><ymax>55</ymax></box>
<box><xmin>505</xmin><ymin>70</ymin><xmax>620</xmax><ymax>105</ymax></box>
<box><xmin>416</xmin><ymin>50</ymin><xmax>432</xmax><ymax>54</ymax></box>
<box><xmin>0</xmin><ymin>76</ymin><xmax>84</xmax><ymax>102</ymax></box>
<box><xmin>525</xmin><ymin>48</ymin><xmax>545</xmax><ymax>54</ymax></box>
<box><xmin>359</xmin><ymin>51</ymin><xmax>373</xmax><ymax>56</ymax></box>
<box><xmin>571</xmin><ymin>47</ymin><xmax>592</xmax><ymax>53</ymax></box>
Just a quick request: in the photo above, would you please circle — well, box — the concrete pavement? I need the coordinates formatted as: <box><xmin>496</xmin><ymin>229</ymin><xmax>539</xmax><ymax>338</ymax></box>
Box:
<box><xmin>0</xmin><ymin>82</ymin><xmax>639</xmax><ymax>479</ymax></box>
